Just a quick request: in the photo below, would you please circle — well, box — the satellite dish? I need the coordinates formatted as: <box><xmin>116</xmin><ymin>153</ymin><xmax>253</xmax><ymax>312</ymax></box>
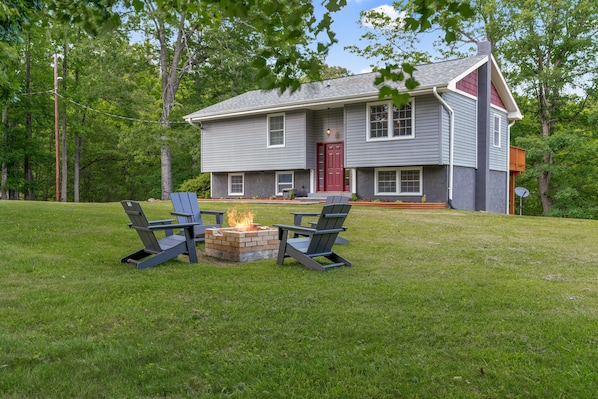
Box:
<box><xmin>515</xmin><ymin>187</ymin><xmax>529</xmax><ymax>198</ymax></box>
<box><xmin>514</xmin><ymin>187</ymin><xmax>529</xmax><ymax>215</ymax></box>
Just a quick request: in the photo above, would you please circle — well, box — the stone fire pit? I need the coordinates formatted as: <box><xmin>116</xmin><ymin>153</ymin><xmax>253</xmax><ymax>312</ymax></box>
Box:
<box><xmin>204</xmin><ymin>225</ymin><xmax>279</xmax><ymax>263</ymax></box>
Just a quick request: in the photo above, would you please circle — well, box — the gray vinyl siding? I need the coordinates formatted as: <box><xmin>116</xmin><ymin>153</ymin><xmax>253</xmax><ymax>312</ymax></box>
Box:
<box><xmin>306</xmin><ymin>107</ymin><xmax>345</xmax><ymax>170</ymax></box>
<box><xmin>345</xmin><ymin>95</ymin><xmax>442</xmax><ymax>168</ymax></box>
<box><xmin>440</xmin><ymin>103</ymin><xmax>450</xmax><ymax>165</ymax></box>
<box><xmin>489</xmin><ymin>110</ymin><xmax>509</xmax><ymax>171</ymax></box>
<box><xmin>444</xmin><ymin>92</ymin><xmax>477</xmax><ymax>168</ymax></box>
<box><xmin>201</xmin><ymin>111</ymin><xmax>307</xmax><ymax>173</ymax></box>
<box><xmin>305</xmin><ymin>111</ymin><xmax>316</xmax><ymax>169</ymax></box>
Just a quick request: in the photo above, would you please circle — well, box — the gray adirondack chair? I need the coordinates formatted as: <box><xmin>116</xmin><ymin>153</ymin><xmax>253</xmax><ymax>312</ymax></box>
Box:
<box><xmin>275</xmin><ymin>203</ymin><xmax>352</xmax><ymax>272</ymax></box>
<box><xmin>291</xmin><ymin>195</ymin><xmax>350</xmax><ymax>244</ymax></box>
<box><xmin>121</xmin><ymin>200</ymin><xmax>199</xmax><ymax>269</ymax></box>
<box><xmin>170</xmin><ymin>192</ymin><xmax>225</xmax><ymax>242</ymax></box>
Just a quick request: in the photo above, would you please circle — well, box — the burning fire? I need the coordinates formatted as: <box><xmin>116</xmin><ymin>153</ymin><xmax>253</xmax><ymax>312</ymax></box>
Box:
<box><xmin>228</xmin><ymin>208</ymin><xmax>256</xmax><ymax>231</ymax></box>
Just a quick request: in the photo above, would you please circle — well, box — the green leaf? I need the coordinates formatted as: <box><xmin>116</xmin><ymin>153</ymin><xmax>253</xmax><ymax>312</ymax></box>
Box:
<box><xmin>392</xmin><ymin>92</ymin><xmax>411</xmax><ymax>106</ymax></box>
<box><xmin>402</xmin><ymin>63</ymin><xmax>416</xmax><ymax>75</ymax></box>
<box><xmin>405</xmin><ymin>77</ymin><xmax>419</xmax><ymax>90</ymax></box>
<box><xmin>445</xmin><ymin>30</ymin><xmax>456</xmax><ymax>43</ymax></box>
<box><xmin>378</xmin><ymin>85</ymin><xmax>393</xmax><ymax>99</ymax></box>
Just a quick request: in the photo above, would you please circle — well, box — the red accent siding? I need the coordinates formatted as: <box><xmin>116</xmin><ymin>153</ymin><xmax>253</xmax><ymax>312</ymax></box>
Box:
<box><xmin>456</xmin><ymin>70</ymin><xmax>477</xmax><ymax>97</ymax></box>
<box><xmin>491</xmin><ymin>83</ymin><xmax>506</xmax><ymax>109</ymax></box>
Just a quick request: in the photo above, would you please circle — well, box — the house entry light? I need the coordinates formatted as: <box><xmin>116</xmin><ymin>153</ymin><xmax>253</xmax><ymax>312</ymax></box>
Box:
<box><xmin>326</xmin><ymin>108</ymin><xmax>331</xmax><ymax>135</ymax></box>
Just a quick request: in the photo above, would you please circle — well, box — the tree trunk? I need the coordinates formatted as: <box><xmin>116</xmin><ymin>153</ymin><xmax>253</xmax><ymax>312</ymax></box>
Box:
<box><xmin>60</xmin><ymin>39</ymin><xmax>68</xmax><ymax>202</ymax></box>
<box><xmin>73</xmin><ymin>44</ymin><xmax>83</xmax><ymax>203</ymax></box>
<box><xmin>1</xmin><ymin>108</ymin><xmax>7</xmax><ymax>200</ymax></box>
<box><xmin>161</xmin><ymin>141</ymin><xmax>172</xmax><ymax>200</ymax></box>
<box><xmin>74</xmin><ymin>134</ymin><xmax>82</xmax><ymax>202</ymax></box>
<box><xmin>156</xmin><ymin>10</ymin><xmax>188</xmax><ymax>200</ymax></box>
<box><xmin>24</xmin><ymin>31</ymin><xmax>34</xmax><ymax>200</ymax></box>
<box><xmin>537</xmin><ymin>81</ymin><xmax>557</xmax><ymax>213</ymax></box>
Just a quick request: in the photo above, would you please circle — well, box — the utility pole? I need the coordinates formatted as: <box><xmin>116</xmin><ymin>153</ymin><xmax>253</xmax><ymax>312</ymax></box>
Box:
<box><xmin>53</xmin><ymin>54</ymin><xmax>60</xmax><ymax>202</ymax></box>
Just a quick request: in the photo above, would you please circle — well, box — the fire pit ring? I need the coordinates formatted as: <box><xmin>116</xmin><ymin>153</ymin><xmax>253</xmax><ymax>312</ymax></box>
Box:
<box><xmin>204</xmin><ymin>225</ymin><xmax>279</xmax><ymax>263</ymax></box>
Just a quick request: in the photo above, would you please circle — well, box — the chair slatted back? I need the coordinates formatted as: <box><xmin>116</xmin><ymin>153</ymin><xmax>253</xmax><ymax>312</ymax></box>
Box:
<box><xmin>324</xmin><ymin>195</ymin><xmax>350</xmax><ymax>205</ymax></box>
<box><xmin>121</xmin><ymin>200</ymin><xmax>161</xmax><ymax>253</ymax></box>
<box><xmin>171</xmin><ymin>192</ymin><xmax>203</xmax><ymax>226</ymax></box>
<box><xmin>307</xmin><ymin>203</ymin><xmax>351</xmax><ymax>254</ymax></box>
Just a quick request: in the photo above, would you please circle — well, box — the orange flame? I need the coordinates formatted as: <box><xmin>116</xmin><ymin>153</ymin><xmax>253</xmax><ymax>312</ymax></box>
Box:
<box><xmin>227</xmin><ymin>208</ymin><xmax>256</xmax><ymax>229</ymax></box>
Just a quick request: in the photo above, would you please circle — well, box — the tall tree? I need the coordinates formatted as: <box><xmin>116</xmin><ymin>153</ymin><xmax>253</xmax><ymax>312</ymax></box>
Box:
<box><xmin>122</xmin><ymin>0</ymin><xmax>342</xmax><ymax>200</ymax></box>
<box><xmin>349</xmin><ymin>0</ymin><xmax>598</xmax><ymax>215</ymax></box>
<box><xmin>493</xmin><ymin>0</ymin><xmax>598</xmax><ymax>212</ymax></box>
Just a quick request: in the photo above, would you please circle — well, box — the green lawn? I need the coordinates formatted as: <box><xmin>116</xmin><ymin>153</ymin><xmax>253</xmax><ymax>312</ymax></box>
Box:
<box><xmin>1</xmin><ymin>200</ymin><xmax>597</xmax><ymax>398</ymax></box>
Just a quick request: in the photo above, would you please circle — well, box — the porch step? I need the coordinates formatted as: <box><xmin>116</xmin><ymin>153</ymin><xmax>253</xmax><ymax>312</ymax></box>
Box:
<box><xmin>302</xmin><ymin>192</ymin><xmax>351</xmax><ymax>202</ymax></box>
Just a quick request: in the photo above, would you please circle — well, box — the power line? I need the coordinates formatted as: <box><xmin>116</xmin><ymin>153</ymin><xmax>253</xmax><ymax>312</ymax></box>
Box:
<box><xmin>57</xmin><ymin>93</ymin><xmax>189</xmax><ymax>125</ymax></box>
<box><xmin>19</xmin><ymin>90</ymin><xmax>189</xmax><ymax>125</ymax></box>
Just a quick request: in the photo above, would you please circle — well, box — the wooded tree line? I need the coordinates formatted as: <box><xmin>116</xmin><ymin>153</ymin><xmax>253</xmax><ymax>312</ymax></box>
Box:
<box><xmin>2</xmin><ymin>0</ymin><xmax>598</xmax><ymax>219</ymax></box>
<box><xmin>351</xmin><ymin>0</ymin><xmax>598</xmax><ymax>218</ymax></box>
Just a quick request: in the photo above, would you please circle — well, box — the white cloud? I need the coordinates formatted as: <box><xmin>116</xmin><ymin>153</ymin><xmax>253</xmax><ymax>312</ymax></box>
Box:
<box><xmin>362</xmin><ymin>4</ymin><xmax>404</xmax><ymax>29</ymax></box>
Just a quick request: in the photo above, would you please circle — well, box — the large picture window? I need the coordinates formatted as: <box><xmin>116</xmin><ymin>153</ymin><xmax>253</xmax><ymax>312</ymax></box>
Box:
<box><xmin>375</xmin><ymin>167</ymin><xmax>422</xmax><ymax>195</ymax></box>
<box><xmin>268</xmin><ymin>113</ymin><xmax>285</xmax><ymax>147</ymax></box>
<box><xmin>276</xmin><ymin>171</ymin><xmax>294</xmax><ymax>195</ymax></box>
<box><xmin>367</xmin><ymin>100</ymin><xmax>414</xmax><ymax>141</ymax></box>
<box><xmin>228</xmin><ymin>173</ymin><xmax>244</xmax><ymax>196</ymax></box>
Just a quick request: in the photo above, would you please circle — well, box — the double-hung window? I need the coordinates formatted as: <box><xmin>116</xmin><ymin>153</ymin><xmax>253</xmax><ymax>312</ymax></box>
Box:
<box><xmin>268</xmin><ymin>113</ymin><xmax>285</xmax><ymax>147</ymax></box>
<box><xmin>228</xmin><ymin>173</ymin><xmax>244</xmax><ymax>196</ymax></box>
<box><xmin>367</xmin><ymin>100</ymin><xmax>414</xmax><ymax>140</ymax></box>
<box><xmin>276</xmin><ymin>171</ymin><xmax>294</xmax><ymax>195</ymax></box>
<box><xmin>375</xmin><ymin>167</ymin><xmax>422</xmax><ymax>196</ymax></box>
<box><xmin>492</xmin><ymin>114</ymin><xmax>501</xmax><ymax>147</ymax></box>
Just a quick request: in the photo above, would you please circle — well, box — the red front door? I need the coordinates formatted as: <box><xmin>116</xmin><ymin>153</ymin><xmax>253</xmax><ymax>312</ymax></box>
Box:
<box><xmin>317</xmin><ymin>142</ymin><xmax>345</xmax><ymax>192</ymax></box>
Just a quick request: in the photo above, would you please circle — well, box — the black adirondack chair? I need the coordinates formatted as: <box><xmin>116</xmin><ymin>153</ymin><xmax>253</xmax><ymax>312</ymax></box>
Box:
<box><xmin>275</xmin><ymin>203</ymin><xmax>352</xmax><ymax>272</ymax></box>
<box><xmin>170</xmin><ymin>192</ymin><xmax>225</xmax><ymax>242</ymax></box>
<box><xmin>291</xmin><ymin>195</ymin><xmax>350</xmax><ymax>244</ymax></box>
<box><xmin>121</xmin><ymin>200</ymin><xmax>199</xmax><ymax>269</ymax></box>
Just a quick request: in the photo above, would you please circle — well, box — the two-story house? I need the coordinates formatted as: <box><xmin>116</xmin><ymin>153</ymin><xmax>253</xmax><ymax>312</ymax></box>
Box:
<box><xmin>184</xmin><ymin>42</ymin><xmax>522</xmax><ymax>213</ymax></box>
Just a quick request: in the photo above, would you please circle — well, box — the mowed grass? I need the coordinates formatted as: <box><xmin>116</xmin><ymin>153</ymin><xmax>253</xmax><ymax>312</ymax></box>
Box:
<box><xmin>0</xmin><ymin>200</ymin><xmax>597</xmax><ymax>398</ymax></box>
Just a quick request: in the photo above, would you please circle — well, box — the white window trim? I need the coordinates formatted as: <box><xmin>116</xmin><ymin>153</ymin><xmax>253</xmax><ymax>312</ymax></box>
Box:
<box><xmin>492</xmin><ymin>113</ymin><xmax>501</xmax><ymax>148</ymax></box>
<box><xmin>374</xmin><ymin>167</ymin><xmax>423</xmax><ymax>196</ymax></box>
<box><xmin>228</xmin><ymin>173</ymin><xmax>244</xmax><ymax>196</ymax></box>
<box><xmin>275</xmin><ymin>171</ymin><xmax>294</xmax><ymax>195</ymax></box>
<box><xmin>366</xmin><ymin>99</ymin><xmax>415</xmax><ymax>142</ymax></box>
<box><xmin>267</xmin><ymin>113</ymin><xmax>285</xmax><ymax>148</ymax></box>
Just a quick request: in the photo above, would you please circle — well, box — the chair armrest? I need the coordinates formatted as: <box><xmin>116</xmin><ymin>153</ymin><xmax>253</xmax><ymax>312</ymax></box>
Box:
<box><xmin>312</xmin><ymin>228</ymin><xmax>345</xmax><ymax>235</ymax></box>
<box><xmin>200</xmin><ymin>210</ymin><xmax>225</xmax><ymax>225</ymax></box>
<box><xmin>200</xmin><ymin>210</ymin><xmax>225</xmax><ymax>216</ymax></box>
<box><xmin>148</xmin><ymin>219</ymin><xmax>174</xmax><ymax>225</ymax></box>
<box><xmin>274</xmin><ymin>223</ymin><xmax>316</xmax><ymax>241</ymax></box>
<box><xmin>148</xmin><ymin>222</ymin><xmax>197</xmax><ymax>231</ymax></box>
<box><xmin>171</xmin><ymin>211</ymin><xmax>193</xmax><ymax>217</ymax></box>
<box><xmin>130</xmin><ymin>219</ymin><xmax>175</xmax><ymax>235</ymax></box>
<box><xmin>147</xmin><ymin>219</ymin><xmax>174</xmax><ymax>236</ymax></box>
<box><xmin>129</xmin><ymin>219</ymin><xmax>173</xmax><ymax>228</ymax></box>
<box><xmin>273</xmin><ymin>224</ymin><xmax>316</xmax><ymax>235</ymax></box>
<box><xmin>274</xmin><ymin>224</ymin><xmax>316</xmax><ymax>234</ymax></box>
<box><xmin>291</xmin><ymin>212</ymin><xmax>319</xmax><ymax>226</ymax></box>
<box><xmin>291</xmin><ymin>212</ymin><xmax>319</xmax><ymax>217</ymax></box>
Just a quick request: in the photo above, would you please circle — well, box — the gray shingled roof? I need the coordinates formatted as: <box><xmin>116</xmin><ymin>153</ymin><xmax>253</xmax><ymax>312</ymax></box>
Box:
<box><xmin>185</xmin><ymin>56</ymin><xmax>488</xmax><ymax>121</ymax></box>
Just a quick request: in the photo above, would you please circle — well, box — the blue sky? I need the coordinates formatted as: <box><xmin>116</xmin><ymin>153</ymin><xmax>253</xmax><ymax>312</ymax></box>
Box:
<box><xmin>319</xmin><ymin>0</ymin><xmax>442</xmax><ymax>74</ymax></box>
<box><xmin>321</xmin><ymin>0</ymin><xmax>402</xmax><ymax>74</ymax></box>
